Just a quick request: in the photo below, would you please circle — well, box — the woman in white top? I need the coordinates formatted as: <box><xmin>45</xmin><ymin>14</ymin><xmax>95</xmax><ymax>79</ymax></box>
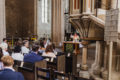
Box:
<box><xmin>42</xmin><ymin>45</ymin><xmax>56</xmax><ymax>58</ymax></box>
<box><xmin>0</xmin><ymin>38</ymin><xmax>9</xmax><ymax>56</ymax></box>
<box><xmin>0</xmin><ymin>48</ymin><xmax>3</xmax><ymax>70</ymax></box>
<box><xmin>21</xmin><ymin>40</ymin><xmax>30</xmax><ymax>55</ymax></box>
<box><xmin>0</xmin><ymin>38</ymin><xmax>8</xmax><ymax>51</ymax></box>
<box><xmin>2</xmin><ymin>50</ymin><xmax>9</xmax><ymax>56</ymax></box>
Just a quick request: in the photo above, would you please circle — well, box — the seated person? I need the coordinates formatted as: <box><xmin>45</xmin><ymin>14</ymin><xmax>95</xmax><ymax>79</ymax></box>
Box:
<box><xmin>24</xmin><ymin>45</ymin><xmax>43</xmax><ymax>63</ymax></box>
<box><xmin>0</xmin><ymin>38</ymin><xmax>8</xmax><ymax>50</ymax></box>
<box><xmin>0</xmin><ymin>56</ymin><xmax>24</xmax><ymax>80</ymax></box>
<box><xmin>39</xmin><ymin>41</ymin><xmax>45</xmax><ymax>54</ymax></box>
<box><xmin>42</xmin><ymin>44</ymin><xmax>56</xmax><ymax>58</ymax></box>
<box><xmin>14</xmin><ymin>41</ymin><xmax>22</xmax><ymax>53</ymax></box>
<box><xmin>0</xmin><ymin>48</ymin><xmax>3</xmax><ymax>70</ymax></box>
<box><xmin>2</xmin><ymin>49</ymin><xmax>9</xmax><ymax>56</ymax></box>
<box><xmin>0</xmin><ymin>38</ymin><xmax>9</xmax><ymax>56</ymax></box>
<box><xmin>21</xmin><ymin>40</ymin><xmax>30</xmax><ymax>55</ymax></box>
<box><xmin>12</xmin><ymin>41</ymin><xmax>23</xmax><ymax>61</ymax></box>
<box><xmin>51</xmin><ymin>43</ymin><xmax>58</xmax><ymax>55</ymax></box>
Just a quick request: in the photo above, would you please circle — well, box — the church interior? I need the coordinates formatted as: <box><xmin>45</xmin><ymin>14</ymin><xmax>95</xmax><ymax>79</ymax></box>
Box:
<box><xmin>0</xmin><ymin>0</ymin><xmax>120</xmax><ymax>80</ymax></box>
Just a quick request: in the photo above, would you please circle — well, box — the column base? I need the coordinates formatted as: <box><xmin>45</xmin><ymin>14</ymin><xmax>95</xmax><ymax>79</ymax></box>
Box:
<box><xmin>79</xmin><ymin>71</ymin><xmax>90</xmax><ymax>79</ymax></box>
<box><xmin>81</xmin><ymin>64</ymin><xmax>88</xmax><ymax>71</ymax></box>
<box><xmin>101</xmin><ymin>69</ymin><xmax>108</xmax><ymax>80</ymax></box>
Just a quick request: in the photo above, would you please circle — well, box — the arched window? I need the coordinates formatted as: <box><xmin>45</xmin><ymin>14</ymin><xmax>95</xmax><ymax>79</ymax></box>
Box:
<box><xmin>42</xmin><ymin>0</ymin><xmax>48</xmax><ymax>23</ymax></box>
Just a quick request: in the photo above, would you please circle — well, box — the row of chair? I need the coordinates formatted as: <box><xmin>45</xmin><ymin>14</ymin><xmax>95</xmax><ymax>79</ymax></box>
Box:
<box><xmin>14</xmin><ymin>54</ymin><xmax>91</xmax><ymax>80</ymax></box>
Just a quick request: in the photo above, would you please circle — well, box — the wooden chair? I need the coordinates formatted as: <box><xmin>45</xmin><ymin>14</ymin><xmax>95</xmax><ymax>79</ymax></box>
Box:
<box><xmin>35</xmin><ymin>60</ymin><xmax>50</xmax><ymax>80</ymax></box>
<box><xmin>53</xmin><ymin>71</ymin><xmax>70</xmax><ymax>80</ymax></box>
<box><xmin>18</xmin><ymin>62</ymin><xmax>35</xmax><ymax>80</ymax></box>
<box><xmin>14</xmin><ymin>60</ymin><xmax>22</xmax><ymax>67</ymax></box>
<box><xmin>65</xmin><ymin>53</ymin><xmax>77</xmax><ymax>75</ymax></box>
<box><xmin>57</xmin><ymin>55</ymin><xmax>65</xmax><ymax>72</ymax></box>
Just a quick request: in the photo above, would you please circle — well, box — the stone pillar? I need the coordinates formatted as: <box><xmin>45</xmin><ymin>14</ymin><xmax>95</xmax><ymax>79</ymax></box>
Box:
<box><xmin>34</xmin><ymin>0</ymin><xmax>37</xmax><ymax>38</ymax></box>
<box><xmin>108</xmin><ymin>41</ymin><xmax>113</xmax><ymax>80</ymax></box>
<box><xmin>101</xmin><ymin>43</ymin><xmax>109</xmax><ymax>80</ymax></box>
<box><xmin>83</xmin><ymin>0</ymin><xmax>87</xmax><ymax>13</ymax></box>
<box><xmin>86</xmin><ymin>0</ymin><xmax>91</xmax><ymax>13</ymax></box>
<box><xmin>81</xmin><ymin>46</ymin><xmax>88</xmax><ymax>70</ymax></box>
<box><xmin>111</xmin><ymin>0</ymin><xmax>120</xmax><ymax>9</ymax></box>
<box><xmin>91</xmin><ymin>0</ymin><xmax>95</xmax><ymax>13</ymax></box>
<box><xmin>104</xmin><ymin>44</ymin><xmax>108</xmax><ymax>69</ymax></box>
<box><xmin>83</xmin><ymin>0</ymin><xmax>92</xmax><ymax>14</ymax></box>
<box><xmin>0</xmin><ymin>0</ymin><xmax>6</xmax><ymax>42</ymax></box>
<box><xmin>52</xmin><ymin>0</ymin><xmax>64</xmax><ymax>46</ymax></box>
<box><xmin>91</xmin><ymin>41</ymin><xmax>101</xmax><ymax>75</ymax></box>
<box><xmin>81</xmin><ymin>41</ymin><xmax>89</xmax><ymax>71</ymax></box>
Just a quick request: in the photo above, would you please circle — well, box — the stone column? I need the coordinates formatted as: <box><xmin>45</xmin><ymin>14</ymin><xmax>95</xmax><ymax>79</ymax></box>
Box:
<box><xmin>0</xmin><ymin>0</ymin><xmax>6</xmax><ymax>43</ymax></box>
<box><xmin>52</xmin><ymin>0</ymin><xmax>64</xmax><ymax>46</ymax></box>
<box><xmin>81</xmin><ymin>46</ymin><xmax>88</xmax><ymax>70</ymax></box>
<box><xmin>81</xmin><ymin>41</ymin><xmax>89</xmax><ymax>70</ymax></box>
<box><xmin>111</xmin><ymin>0</ymin><xmax>120</xmax><ymax>9</ymax></box>
<box><xmin>101</xmin><ymin>43</ymin><xmax>109</xmax><ymax>80</ymax></box>
<box><xmin>91</xmin><ymin>41</ymin><xmax>101</xmax><ymax>75</ymax></box>
<box><xmin>104</xmin><ymin>44</ymin><xmax>108</xmax><ymax>70</ymax></box>
<box><xmin>83</xmin><ymin>0</ymin><xmax>92</xmax><ymax>14</ymax></box>
<box><xmin>86</xmin><ymin>0</ymin><xmax>91</xmax><ymax>13</ymax></box>
<box><xmin>83</xmin><ymin>0</ymin><xmax>86</xmax><ymax>13</ymax></box>
<box><xmin>34</xmin><ymin>0</ymin><xmax>37</xmax><ymax>38</ymax></box>
<box><xmin>91</xmin><ymin>0</ymin><xmax>95</xmax><ymax>13</ymax></box>
<box><xmin>108</xmin><ymin>41</ymin><xmax>113</xmax><ymax>80</ymax></box>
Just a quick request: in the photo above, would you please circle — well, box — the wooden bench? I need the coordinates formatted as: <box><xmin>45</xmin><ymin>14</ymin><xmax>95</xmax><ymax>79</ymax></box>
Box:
<box><xmin>35</xmin><ymin>60</ymin><xmax>50</xmax><ymax>80</ymax></box>
<box><xmin>18</xmin><ymin>62</ymin><xmax>35</xmax><ymax>80</ymax></box>
<box><xmin>14</xmin><ymin>54</ymin><xmax>77</xmax><ymax>80</ymax></box>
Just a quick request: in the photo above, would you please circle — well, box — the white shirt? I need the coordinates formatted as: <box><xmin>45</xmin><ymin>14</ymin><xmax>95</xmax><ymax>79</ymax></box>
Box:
<box><xmin>3</xmin><ymin>50</ymin><xmax>9</xmax><ymax>56</ymax></box>
<box><xmin>21</xmin><ymin>46</ymin><xmax>29</xmax><ymax>54</ymax></box>
<box><xmin>0</xmin><ymin>42</ymin><xmax>8</xmax><ymax>50</ymax></box>
<box><xmin>0</xmin><ymin>62</ymin><xmax>3</xmax><ymax>70</ymax></box>
<box><xmin>4</xmin><ymin>66</ymin><xmax>15</xmax><ymax>71</ymax></box>
<box><xmin>42</xmin><ymin>52</ymin><xmax>56</xmax><ymax>58</ymax></box>
<box><xmin>12</xmin><ymin>53</ymin><xmax>24</xmax><ymax>61</ymax></box>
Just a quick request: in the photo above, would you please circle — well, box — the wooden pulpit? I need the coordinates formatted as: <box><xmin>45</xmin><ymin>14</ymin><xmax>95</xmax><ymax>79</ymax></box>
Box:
<box><xmin>63</xmin><ymin>41</ymin><xmax>80</xmax><ymax>55</ymax></box>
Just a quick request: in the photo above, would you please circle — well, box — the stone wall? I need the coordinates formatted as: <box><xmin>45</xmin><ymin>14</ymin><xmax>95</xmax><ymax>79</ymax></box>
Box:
<box><xmin>6</xmin><ymin>0</ymin><xmax>35</xmax><ymax>38</ymax></box>
<box><xmin>0</xmin><ymin>0</ymin><xmax>6</xmax><ymax>42</ymax></box>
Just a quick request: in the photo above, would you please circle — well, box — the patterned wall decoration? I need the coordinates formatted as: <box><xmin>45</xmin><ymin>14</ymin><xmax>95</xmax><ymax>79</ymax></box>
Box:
<box><xmin>104</xmin><ymin>9</ymin><xmax>119</xmax><ymax>42</ymax></box>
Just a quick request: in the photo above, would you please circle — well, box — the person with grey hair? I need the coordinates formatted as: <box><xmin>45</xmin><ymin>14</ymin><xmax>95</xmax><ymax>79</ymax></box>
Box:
<box><xmin>21</xmin><ymin>40</ymin><xmax>30</xmax><ymax>55</ymax></box>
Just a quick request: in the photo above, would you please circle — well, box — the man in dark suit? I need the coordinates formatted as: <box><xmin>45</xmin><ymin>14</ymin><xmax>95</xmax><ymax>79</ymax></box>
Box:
<box><xmin>0</xmin><ymin>56</ymin><xmax>24</xmax><ymax>80</ymax></box>
<box><xmin>24</xmin><ymin>44</ymin><xmax>43</xmax><ymax>63</ymax></box>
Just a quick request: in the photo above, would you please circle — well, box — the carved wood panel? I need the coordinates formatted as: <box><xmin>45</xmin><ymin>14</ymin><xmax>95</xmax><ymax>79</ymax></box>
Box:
<box><xmin>6</xmin><ymin>0</ymin><xmax>35</xmax><ymax>38</ymax></box>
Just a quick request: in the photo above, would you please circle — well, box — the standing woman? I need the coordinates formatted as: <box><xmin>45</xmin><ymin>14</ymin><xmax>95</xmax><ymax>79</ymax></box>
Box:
<box><xmin>0</xmin><ymin>48</ymin><xmax>3</xmax><ymax>70</ymax></box>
